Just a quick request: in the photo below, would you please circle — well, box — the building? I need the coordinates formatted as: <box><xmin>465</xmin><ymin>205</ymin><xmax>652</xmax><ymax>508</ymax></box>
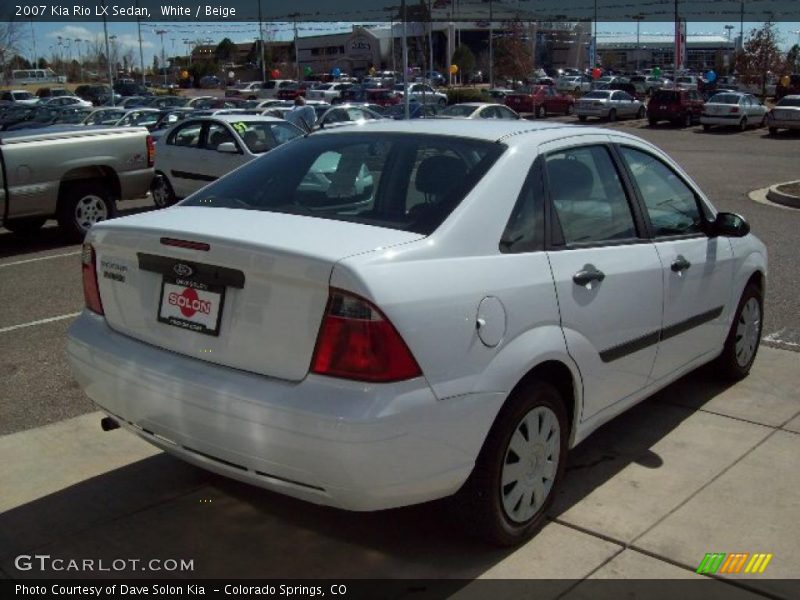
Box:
<box><xmin>596</xmin><ymin>34</ymin><xmax>735</xmax><ymax>72</ymax></box>
<box><xmin>190</xmin><ymin>41</ymin><xmax>293</xmax><ymax>68</ymax></box>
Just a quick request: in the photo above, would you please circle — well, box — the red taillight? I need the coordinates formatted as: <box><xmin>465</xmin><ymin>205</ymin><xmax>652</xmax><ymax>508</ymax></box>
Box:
<box><xmin>146</xmin><ymin>134</ymin><xmax>155</xmax><ymax>167</ymax></box>
<box><xmin>81</xmin><ymin>243</ymin><xmax>104</xmax><ymax>315</ymax></box>
<box><xmin>311</xmin><ymin>289</ymin><xmax>421</xmax><ymax>383</ymax></box>
<box><xmin>730</xmin><ymin>106</ymin><xmax>739</xmax><ymax>114</ymax></box>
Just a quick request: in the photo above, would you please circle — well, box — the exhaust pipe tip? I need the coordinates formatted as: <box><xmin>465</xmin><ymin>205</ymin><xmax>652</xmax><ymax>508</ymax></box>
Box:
<box><xmin>100</xmin><ymin>416</ymin><xmax>120</xmax><ymax>432</ymax></box>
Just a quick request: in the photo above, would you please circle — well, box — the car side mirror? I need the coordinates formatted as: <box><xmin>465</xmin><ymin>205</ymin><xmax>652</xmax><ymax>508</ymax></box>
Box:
<box><xmin>712</xmin><ymin>212</ymin><xmax>750</xmax><ymax>237</ymax></box>
<box><xmin>217</xmin><ymin>142</ymin><xmax>238</xmax><ymax>154</ymax></box>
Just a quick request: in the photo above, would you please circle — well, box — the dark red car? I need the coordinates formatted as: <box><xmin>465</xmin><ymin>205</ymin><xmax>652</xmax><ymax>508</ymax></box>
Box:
<box><xmin>276</xmin><ymin>82</ymin><xmax>318</xmax><ymax>101</ymax></box>
<box><xmin>504</xmin><ymin>85</ymin><xmax>575</xmax><ymax>118</ymax></box>
<box><xmin>647</xmin><ymin>89</ymin><xmax>705</xmax><ymax>127</ymax></box>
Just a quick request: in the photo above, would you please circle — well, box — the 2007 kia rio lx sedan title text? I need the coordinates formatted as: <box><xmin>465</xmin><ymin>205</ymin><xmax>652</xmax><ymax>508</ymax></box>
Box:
<box><xmin>67</xmin><ymin>120</ymin><xmax>766</xmax><ymax>546</ymax></box>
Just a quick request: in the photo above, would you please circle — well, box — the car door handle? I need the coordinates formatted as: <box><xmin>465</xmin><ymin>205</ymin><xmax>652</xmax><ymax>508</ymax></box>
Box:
<box><xmin>572</xmin><ymin>265</ymin><xmax>606</xmax><ymax>286</ymax></box>
<box><xmin>671</xmin><ymin>255</ymin><xmax>692</xmax><ymax>272</ymax></box>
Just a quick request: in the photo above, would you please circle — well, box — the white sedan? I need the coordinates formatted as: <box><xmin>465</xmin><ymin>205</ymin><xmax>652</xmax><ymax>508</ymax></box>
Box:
<box><xmin>438</xmin><ymin>102</ymin><xmax>520</xmax><ymax>120</ymax></box>
<box><xmin>149</xmin><ymin>115</ymin><xmax>304</xmax><ymax>206</ymax></box>
<box><xmin>701</xmin><ymin>92</ymin><xmax>768</xmax><ymax>131</ymax></box>
<box><xmin>68</xmin><ymin>120</ymin><xmax>766</xmax><ymax>546</ymax></box>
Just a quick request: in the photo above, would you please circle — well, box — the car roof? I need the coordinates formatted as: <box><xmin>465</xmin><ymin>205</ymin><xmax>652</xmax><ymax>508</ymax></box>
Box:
<box><xmin>195</xmin><ymin>115</ymin><xmax>284</xmax><ymax>123</ymax></box>
<box><xmin>312</xmin><ymin>118</ymin><xmax>638</xmax><ymax>145</ymax></box>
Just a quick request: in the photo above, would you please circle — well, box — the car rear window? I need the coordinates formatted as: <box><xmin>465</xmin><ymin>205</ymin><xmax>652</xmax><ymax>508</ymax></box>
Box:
<box><xmin>181</xmin><ymin>132</ymin><xmax>505</xmax><ymax>235</ymax></box>
<box><xmin>709</xmin><ymin>94</ymin><xmax>741</xmax><ymax>104</ymax></box>
<box><xmin>776</xmin><ymin>97</ymin><xmax>800</xmax><ymax>107</ymax></box>
<box><xmin>582</xmin><ymin>91</ymin><xmax>611</xmax><ymax>99</ymax></box>
<box><xmin>652</xmin><ymin>90</ymin><xmax>679</xmax><ymax>102</ymax></box>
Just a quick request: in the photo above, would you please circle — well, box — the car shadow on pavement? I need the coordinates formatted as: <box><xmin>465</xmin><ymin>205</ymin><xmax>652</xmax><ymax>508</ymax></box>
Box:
<box><xmin>0</xmin><ymin>366</ymin><xmax>740</xmax><ymax>580</ymax></box>
<box><xmin>0</xmin><ymin>205</ymin><xmax>156</xmax><ymax>260</ymax></box>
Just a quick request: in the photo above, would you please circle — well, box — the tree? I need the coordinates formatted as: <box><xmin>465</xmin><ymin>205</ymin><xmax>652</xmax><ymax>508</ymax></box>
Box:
<box><xmin>494</xmin><ymin>22</ymin><xmax>533</xmax><ymax>83</ymax></box>
<box><xmin>786</xmin><ymin>44</ymin><xmax>800</xmax><ymax>73</ymax></box>
<box><xmin>215</xmin><ymin>38</ymin><xmax>236</xmax><ymax>64</ymax></box>
<box><xmin>735</xmin><ymin>21</ymin><xmax>784</xmax><ymax>96</ymax></box>
<box><xmin>452</xmin><ymin>44</ymin><xmax>475</xmax><ymax>82</ymax></box>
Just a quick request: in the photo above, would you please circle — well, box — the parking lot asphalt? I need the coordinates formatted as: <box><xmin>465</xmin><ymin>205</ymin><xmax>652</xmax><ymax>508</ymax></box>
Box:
<box><xmin>1</xmin><ymin>117</ymin><xmax>799</xmax><ymax>591</ymax></box>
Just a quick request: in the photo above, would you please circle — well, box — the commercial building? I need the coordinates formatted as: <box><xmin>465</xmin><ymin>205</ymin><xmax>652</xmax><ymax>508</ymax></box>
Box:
<box><xmin>596</xmin><ymin>34</ymin><xmax>735</xmax><ymax>72</ymax></box>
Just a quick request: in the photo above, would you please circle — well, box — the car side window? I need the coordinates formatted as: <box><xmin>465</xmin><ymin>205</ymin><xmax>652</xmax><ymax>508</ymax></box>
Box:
<box><xmin>619</xmin><ymin>146</ymin><xmax>704</xmax><ymax>237</ymax></box>
<box><xmin>167</xmin><ymin>121</ymin><xmax>202</xmax><ymax>147</ymax></box>
<box><xmin>500</xmin><ymin>165</ymin><xmax>544</xmax><ymax>254</ymax></box>
<box><xmin>205</xmin><ymin>123</ymin><xmax>236</xmax><ymax>151</ymax></box>
<box><xmin>545</xmin><ymin>145</ymin><xmax>637</xmax><ymax>245</ymax></box>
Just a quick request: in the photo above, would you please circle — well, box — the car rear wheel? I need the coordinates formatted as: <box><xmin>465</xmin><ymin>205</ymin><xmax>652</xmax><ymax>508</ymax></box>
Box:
<box><xmin>714</xmin><ymin>284</ymin><xmax>762</xmax><ymax>381</ymax></box>
<box><xmin>637</xmin><ymin>106</ymin><xmax>646</xmax><ymax>119</ymax></box>
<box><xmin>4</xmin><ymin>217</ymin><xmax>47</xmax><ymax>235</ymax></box>
<box><xmin>608</xmin><ymin>108</ymin><xmax>617</xmax><ymax>122</ymax></box>
<box><xmin>456</xmin><ymin>381</ymin><xmax>567</xmax><ymax>546</ymax></box>
<box><xmin>57</xmin><ymin>180</ymin><xmax>116</xmax><ymax>243</ymax></box>
<box><xmin>739</xmin><ymin>117</ymin><xmax>748</xmax><ymax>131</ymax></box>
<box><xmin>684</xmin><ymin>112</ymin><xmax>692</xmax><ymax>127</ymax></box>
<box><xmin>151</xmin><ymin>173</ymin><xmax>177</xmax><ymax>209</ymax></box>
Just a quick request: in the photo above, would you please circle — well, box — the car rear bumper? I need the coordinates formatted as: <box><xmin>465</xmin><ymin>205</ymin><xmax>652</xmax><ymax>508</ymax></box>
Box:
<box><xmin>700</xmin><ymin>114</ymin><xmax>743</xmax><ymax>125</ymax></box>
<box><xmin>67</xmin><ymin>311</ymin><xmax>502</xmax><ymax>511</ymax></box>
<box><xmin>767</xmin><ymin>118</ymin><xmax>800</xmax><ymax>130</ymax></box>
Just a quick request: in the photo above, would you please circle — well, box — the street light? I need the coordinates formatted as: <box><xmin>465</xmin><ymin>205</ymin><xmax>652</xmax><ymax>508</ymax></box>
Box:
<box><xmin>632</xmin><ymin>14</ymin><xmax>645</xmax><ymax>72</ymax></box>
<box><xmin>156</xmin><ymin>29</ymin><xmax>168</xmax><ymax>86</ymax></box>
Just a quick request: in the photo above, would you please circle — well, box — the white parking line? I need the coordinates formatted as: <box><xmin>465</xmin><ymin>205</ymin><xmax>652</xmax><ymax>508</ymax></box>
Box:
<box><xmin>763</xmin><ymin>328</ymin><xmax>800</xmax><ymax>348</ymax></box>
<box><xmin>0</xmin><ymin>250</ymin><xmax>81</xmax><ymax>269</ymax></box>
<box><xmin>0</xmin><ymin>312</ymin><xmax>81</xmax><ymax>334</ymax></box>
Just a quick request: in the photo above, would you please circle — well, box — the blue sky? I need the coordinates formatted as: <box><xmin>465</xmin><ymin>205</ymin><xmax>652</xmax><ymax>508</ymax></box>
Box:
<box><xmin>19</xmin><ymin>21</ymin><xmax>800</xmax><ymax>67</ymax></box>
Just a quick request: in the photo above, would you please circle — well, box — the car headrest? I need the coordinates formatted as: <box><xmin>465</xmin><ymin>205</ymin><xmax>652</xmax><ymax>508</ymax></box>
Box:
<box><xmin>415</xmin><ymin>155</ymin><xmax>468</xmax><ymax>197</ymax></box>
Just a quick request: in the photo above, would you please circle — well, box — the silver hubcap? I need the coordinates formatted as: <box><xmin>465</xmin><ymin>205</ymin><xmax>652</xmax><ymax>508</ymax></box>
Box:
<box><xmin>74</xmin><ymin>195</ymin><xmax>108</xmax><ymax>231</ymax></box>
<box><xmin>735</xmin><ymin>298</ymin><xmax>761</xmax><ymax>367</ymax></box>
<box><xmin>501</xmin><ymin>406</ymin><xmax>560</xmax><ymax>523</ymax></box>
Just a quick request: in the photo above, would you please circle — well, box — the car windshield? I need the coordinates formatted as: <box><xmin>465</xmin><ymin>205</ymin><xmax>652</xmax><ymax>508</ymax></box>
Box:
<box><xmin>440</xmin><ymin>105</ymin><xmax>477</xmax><ymax>117</ymax></box>
<box><xmin>228</xmin><ymin>120</ymin><xmax>303</xmax><ymax>153</ymax></box>
<box><xmin>13</xmin><ymin>92</ymin><xmax>34</xmax><ymax>100</ymax></box>
<box><xmin>583</xmin><ymin>91</ymin><xmax>611</xmax><ymax>99</ymax></box>
<box><xmin>652</xmin><ymin>90</ymin><xmax>679</xmax><ymax>102</ymax></box>
<box><xmin>86</xmin><ymin>110</ymin><xmax>125</xmax><ymax>124</ymax></box>
<box><xmin>776</xmin><ymin>97</ymin><xmax>800</xmax><ymax>107</ymax></box>
<box><xmin>182</xmin><ymin>132</ymin><xmax>505</xmax><ymax>235</ymax></box>
<box><xmin>130</xmin><ymin>112</ymin><xmax>159</xmax><ymax>126</ymax></box>
<box><xmin>709</xmin><ymin>94</ymin><xmax>741</xmax><ymax>104</ymax></box>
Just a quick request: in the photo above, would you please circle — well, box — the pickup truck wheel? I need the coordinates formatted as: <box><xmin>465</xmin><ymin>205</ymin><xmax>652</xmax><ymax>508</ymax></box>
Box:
<box><xmin>57</xmin><ymin>181</ymin><xmax>116</xmax><ymax>243</ymax></box>
<box><xmin>4</xmin><ymin>217</ymin><xmax>47</xmax><ymax>235</ymax></box>
<box><xmin>151</xmin><ymin>174</ymin><xmax>177</xmax><ymax>208</ymax></box>
<box><xmin>714</xmin><ymin>284</ymin><xmax>762</xmax><ymax>381</ymax></box>
<box><xmin>456</xmin><ymin>381</ymin><xmax>567</xmax><ymax>546</ymax></box>
<box><xmin>536</xmin><ymin>105</ymin><xmax>546</xmax><ymax>119</ymax></box>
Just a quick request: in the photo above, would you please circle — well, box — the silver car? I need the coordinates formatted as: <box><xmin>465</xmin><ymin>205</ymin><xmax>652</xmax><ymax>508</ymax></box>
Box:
<box><xmin>575</xmin><ymin>90</ymin><xmax>646</xmax><ymax>122</ymax></box>
<box><xmin>766</xmin><ymin>95</ymin><xmax>800</xmax><ymax>135</ymax></box>
<box><xmin>701</xmin><ymin>92</ymin><xmax>768</xmax><ymax>132</ymax></box>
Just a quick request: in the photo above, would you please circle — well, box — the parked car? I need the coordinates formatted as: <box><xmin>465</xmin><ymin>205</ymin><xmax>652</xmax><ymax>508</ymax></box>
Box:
<box><xmin>393</xmin><ymin>83</ymin><xmax>448</xmax><ymax>107</ymax></box>
<box><xmin>700</xmin><ymin>92</ymin><xmax>768</xmax><ymax>131</ymax></box>
<box><xmin>385</xmin><ymin>103</ymin><xmax>440</xmax><ymax>119</ymax></box>
<box><xmin>593</xmin><ymin>81</ymin><xmax>646</xmax><ymax>101</ymax></box>
<box><xmin>306</xmin><ymin>82</ymin><xmax>355</xmax><ymax>103</ymax></box>
<box><xmin>674</xmin><ymin>75</ymin><xmax>701</xmax><ymax>91</ymax></box>
<box><xmin>114</xmin><ymin>81</ymin><xmax>151</xmax><ymax>97</ymax></box>
<box><xmin>149</xmin><ymin>115</ymin><xmax>303</xmax><ymax>206</ymax></box>
<box><xmin>647</xmin><ymin>89</ymin><xmax>705</xmax><ymax>127</ymax></box>
<box><xmin>39</xmin><ymin>96</ymin><xmax>93</xmax><ymax>108</ymax></box>
<box><xmin>0</xmin><ymin>125</ymin><xmax>153</xmax><ymax>239</ymax></box>
<box><xmin>1</xmin><ymin>90</ymin><xmax>39</xmax><ymax>105</ymax></box>
<box><xmin>644</xmin><ymin>76</ymin><xmax>670</xmax><ymax>95</ymax></box>
<box><xmin>505</xmin><ymin>85</ymin><xmax>575</xmax><ymax>117</ymax></box>
<box><xmin>35</xmin><ymin>87</ymin><xmax>74</xmax><ymax>99</ymax></box>
<box><xmin>575</xmin><ymin>90</ymin><xmax>646</xmax><ymax>122</ymax></box>
<box><xmin>142</xmin><ymin>96</ymin><xmax>189</xmax><ymax>109</ymax></box>
<box><xmin>68</xmin><ymin>119</ymin><xmax>766</xmax><ymax>547</ymax></box>
<box><xmin>258</xmin><ymin>79</ymin><xmax>297</xmax><ymax>99</ymax></box>
<box><xmin>486</xmin><ymin>88</ymin><xmax>516</xmax><ymax>101</ymax></box>
<box><xmin>225</xmin><ymin>82</ymin><xmax>263</xmax><ymax>99</ymax></box>
<box><xmin>438</xmin><ymin>103</ymin><xmax>520</xmax><ymax>120</ymax></box>
<box><xmin>316</xmin><ymin>104</ymin><xmax>384</xmax><ymax>128</ymax></box>
<box><xmin>198</xmin><ymin>75</ymin><xmax>222</xmax><ymax>89</ymax></box>
<box><xmin>0</xmin><ymin>105</ymin><xmax>42</xmax><ymax>129</ymax></box>
<box><xmin>425</xmin><ymin>71</ymin><xmax>446</xmax><ymax>86</ymax></box>
<box><xmin>74</xmin><ymin>84</ymin><xmax>120</xmax><ymax>106</ymax></box>
<box><xmin>556</xmin><ymin>75</ymin><xmax>593</xmax><ymax>94</ymax></box>
<box><xmin>116</xmin><ymin>96</ymin><xmax>148</xmax><ymax>108</ymax></box>
<box><xmin>765</xmin><ymin>94</ymin><xmax>800</xmax><ymax>135</ymax></box>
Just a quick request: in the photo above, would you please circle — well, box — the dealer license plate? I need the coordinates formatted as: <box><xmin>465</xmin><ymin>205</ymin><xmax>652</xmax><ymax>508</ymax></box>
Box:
<box><xmin>158</xmin><ymin>277</ymin><xmax>225</xmax><ymax>336</ymax></box>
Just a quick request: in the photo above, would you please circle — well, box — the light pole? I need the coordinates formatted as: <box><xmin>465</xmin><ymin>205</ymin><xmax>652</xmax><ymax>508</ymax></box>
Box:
<box><xmin>75</xmin><ymin>38</ymin><xmax>83</xmax><ymax>82</ymax></box>
<box><xmin>136</xmin><ymin>2</ymin><xmax>145</xmax><ymax>85</ymax></box>
<box><xmin>632</xmin><ymin>15</ymin><xmax>645</xmax><ymax>72</ymax></box>
<box><xmin>101</xmin><ymin>0</ymin><xmax>114</xmax><ymax>104</ymax></box>
<box><xmin>258</xmin><ymin>0</ymin><xmax>266</xmax><ymax>82</ymax></box>
<box><xmin>156</xmin><ymin>29</ymin><xmax>168</xmax><ymax>86</ymax></box>
<box><xmin>488</xmin><ymin>0</ymin><xmax>494</xmax><ymax>89</ymax></box>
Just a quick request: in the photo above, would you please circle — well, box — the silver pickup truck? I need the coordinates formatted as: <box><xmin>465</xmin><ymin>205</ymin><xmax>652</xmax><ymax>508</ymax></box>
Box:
<box><xmin>0</xmin><ymin>126</ymin><xmax>154</xmax><ymax>241</ymax></box>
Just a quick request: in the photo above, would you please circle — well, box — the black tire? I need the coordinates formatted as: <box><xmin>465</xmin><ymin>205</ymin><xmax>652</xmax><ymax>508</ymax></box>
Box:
<box><xmin>151</xmin><ymin>173</ymin><xmax>177</xmax><ymax>208</ymax></box>
<box><xmin>56</xmin><ymin>180</ymin><xmax>116</xmax><ymax>243</ymax></box>
<box><xmin>637</xmin><ymin>106</ymin><xmax>646</xmax><ymax>119</ymax></box>
<box><xmin>565</xmin><ymin>103</ymin><xmax>574</xmax><ymax>115</ymax></box>
<box><xmin>438</xmin><ymin>98</ymin><xmax>447</xmax><ymax>107</ymax></box>
<box><xmin>648</xmin><ymin>117</ymin><xmax>658</xmax><ymax>127</ymax></box>
<box><xmin>739</xmin><ymin>117</ymin><xmax>748</xmax><ymax>131</ymax></box>
<box><xmin>455</xmin><ymin>381</ymin><xmax>568</xmax><ymax>546</ymax></box>
<box><xmin>536</xmin><ymin>104</ymin><xmax>546</xmax><ymax>119</ymax></box>
<box><xmin>703</xmin><ymin>124</ymin><xmax>711</xmax><ymax>131</ymax></box>
<box><xmin>608</xmin><ymin>108</ymin><xmax>617</xmax><ymax>122</ymax></box>
<box><xmin>713</xmin><ymin>284</ymin><xmax>763</xmax><ymax>381</ymax></box>
<box><xmin>4</xmin><ymin>217</ymin><xmax>47</xmax><ymax>235</ymax></box>
<box><xmin>684</xmin><ymin>112</ymin><xmax>692</xmax><ymax>127</ymax></box>
<box><xmin>578</xmin><ymin>115</ymin><xmax>587</xmax><ymax>122</ymax></box>
<box><xmin>768</xmin><ymin>127</ymin><xmax>778</xmax><ymax>135</ymax></box>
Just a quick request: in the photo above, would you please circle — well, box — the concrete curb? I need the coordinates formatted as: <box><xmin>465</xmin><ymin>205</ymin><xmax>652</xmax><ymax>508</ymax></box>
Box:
<box><xmin>765</xmin><ymin>180</ymin><xmax>800</xmax><ymax>209</ymax></box>
<box><xmin>748</xmin><ymin>186</ymin><xmax>800</xmax><ymax>211</ymax></box>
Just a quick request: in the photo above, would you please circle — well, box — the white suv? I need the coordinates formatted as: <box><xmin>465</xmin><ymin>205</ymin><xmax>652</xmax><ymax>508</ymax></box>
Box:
<box><xmin>68</xmin><ymin>120</ymin><xmax>766</xmax><ymax>546</ymax></box>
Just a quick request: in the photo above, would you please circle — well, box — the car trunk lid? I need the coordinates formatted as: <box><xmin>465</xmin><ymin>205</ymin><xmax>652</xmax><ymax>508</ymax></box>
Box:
<box><xmin>90</xmin><ymin>206</ymin><xmax>424</xmax><ymax>381</ymax></box>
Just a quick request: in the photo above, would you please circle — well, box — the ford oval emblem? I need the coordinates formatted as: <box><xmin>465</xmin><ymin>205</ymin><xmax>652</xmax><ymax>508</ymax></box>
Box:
<box><xmin>173</xmin><ymin>263</ymin><xmax>194</xmax><ymax>277</ymax></box>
